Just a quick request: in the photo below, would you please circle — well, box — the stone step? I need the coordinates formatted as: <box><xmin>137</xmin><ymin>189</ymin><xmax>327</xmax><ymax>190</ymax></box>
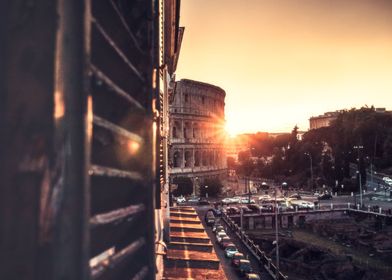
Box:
<box><xmin>170</xmin><ymin>216</ymin><xmax>201</xmax><ymax>224</ymax></box>
<box><xmin>170</xmin><ymin>222</ymin><xmax>205</xmax><ymax>233</ymax></box>
<box><xmin>166</xmin><ymin>249</ymin><xmax>220</xmax><ymax>269</ymax></box>
<box><xmin>170</xmin><ymin>231</ymin><xmax>210</xmax><ymax>244</ymax></box>
<box><xmin>170</xmin><ymin>212</ymin><xmax>198</xmax><ymax>218</ymax></box>
<box><xmin>169</xmin><ymin>241</ymin><xmax>213</xmax><ymax>252</ymax></box>
<box><xmin>163</xmin><ymin>267</ymin><xmax>226</xmax><ymax>280</ymax></box>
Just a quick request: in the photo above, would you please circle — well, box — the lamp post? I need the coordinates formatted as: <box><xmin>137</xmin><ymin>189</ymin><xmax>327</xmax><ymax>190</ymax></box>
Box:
<box><xmin>304</xmin><ymin>153</ymin><xmax>314</xmax><ymax>189</ymax></box>
<box><xmin>274</xmin><ymin>183</ymin><xmax>280</xmax><ymax>270</ymax></box>
<box><xmin>354</xmin><ymin>145</ymin><xmax>364</xmax><ymax>207</ymax></box>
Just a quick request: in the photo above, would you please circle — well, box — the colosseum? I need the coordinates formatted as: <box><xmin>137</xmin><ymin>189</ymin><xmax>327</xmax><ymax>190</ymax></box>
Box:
<box><xmin>169</xmin><ymin>79</ymin><xmax>227</xmax><ymax>194</ymax></box>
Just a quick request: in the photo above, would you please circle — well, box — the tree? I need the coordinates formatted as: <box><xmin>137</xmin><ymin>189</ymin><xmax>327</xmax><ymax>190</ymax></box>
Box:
<box><xmin>172</xmin><ymin>177</ymin><xmax>193</xmax><ymax>196</ymax></box>
<box><xmin>200</xmin><ymin>178</ymin><xmax>223</xmax><ymax>198</ymax></box>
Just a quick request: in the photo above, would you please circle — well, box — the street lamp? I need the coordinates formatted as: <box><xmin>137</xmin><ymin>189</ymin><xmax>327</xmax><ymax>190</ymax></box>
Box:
<box><xmin>356</xmin><ymin>171</ymin><xmax>363</xmax><ymax>207</ymax></box>
<box><xmin>304</xmin><ymin>153</ymin><xmax>314</xmax><ymax>189</ymax></box>
<box><xmin>205</xmin><ymin>185</ymin><xmax>208</xmax><ymax>198</ymax></box>
<box><xmin>353</xmin><ymin>145</ymin><xmax>364</xmax><ymax>207</ymax></box>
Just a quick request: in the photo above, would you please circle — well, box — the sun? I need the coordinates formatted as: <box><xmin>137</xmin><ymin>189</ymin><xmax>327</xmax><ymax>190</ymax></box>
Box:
<box><xmin>225</xmin><ymin>121</ymin><xmax>239</xmax><ymax>138</ymax></box>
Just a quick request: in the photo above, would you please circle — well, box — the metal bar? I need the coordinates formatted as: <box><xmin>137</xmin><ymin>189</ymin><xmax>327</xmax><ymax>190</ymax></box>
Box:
<box><xmin>92</xmin><ymin>17</ymin><xmax>145</xmax><ymax>82</ymax></box>
<box><xmin>108</xmin><ymin>0</ymin><xmax>144</xmax><ymax>54</ymax></box>
<box><xmin>90</xmin><ymin>204</ymin><xmax>145</xmax><ymax>227</ymax></box>
<box><xmin>52</xmin><ymin>0</ymin><xmax>91</xmax><ymax>279</ymax></box>
<box><xmin>91</xmin><ymin>64</ymin><xmax>144</xmax><ymax>110</ymax></box>
<box><xmin>89</xmin><ymin>165</ymin><xmax>143</xmax><ymax>181</ymax></box>
<box><xmin>90</xmin><ymin>237</ymin><xmax>146</xmax><ymax>279</ymax></box>
<box><xmin>93</xmin><ymin>115</ymin><xmax>144</xmax><ymax>144</ymax></box>
<box><xmin>131</xmin><ymin>266</ymin><xmax>149</xmax><ymax>280</ymax></box>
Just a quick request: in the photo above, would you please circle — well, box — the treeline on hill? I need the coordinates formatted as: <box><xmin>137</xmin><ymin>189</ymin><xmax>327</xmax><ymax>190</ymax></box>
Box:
<box><xmin>232</xmin><ymin>107</ymin><xmax>392</xmax><ymax>192</ymax></box>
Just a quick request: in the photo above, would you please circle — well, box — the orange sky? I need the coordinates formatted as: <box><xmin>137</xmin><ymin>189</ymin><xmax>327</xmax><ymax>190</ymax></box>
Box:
<box><xmin>175</xmin><ymin>0</ymin><xmax>392</xmax><ymax>135</ymax></box>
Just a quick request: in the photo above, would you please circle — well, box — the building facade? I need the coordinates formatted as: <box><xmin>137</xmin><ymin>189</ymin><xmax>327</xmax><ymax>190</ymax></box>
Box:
<box><xmin>169</xmin><ymin>79</ymin><xmax>227</xmax><ymax>193</ymax></box>
<box><xmin>309</xmin><ymin>111</ymin><xmax>340</xmax><ymax>129</ymax></box>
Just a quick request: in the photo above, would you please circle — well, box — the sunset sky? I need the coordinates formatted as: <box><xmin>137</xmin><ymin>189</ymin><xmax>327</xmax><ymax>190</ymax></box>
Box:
<box><xmin>175</xmin><ymin>0</ymin><xmax>392</xmax><ymax>135</ymax></box>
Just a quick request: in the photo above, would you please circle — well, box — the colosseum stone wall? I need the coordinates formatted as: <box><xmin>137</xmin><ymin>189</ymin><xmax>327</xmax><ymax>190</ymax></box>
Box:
<box><xmin>169</xmin><ymin>79</ymin><xmax>227</xmax><ymax>194</ymax></box>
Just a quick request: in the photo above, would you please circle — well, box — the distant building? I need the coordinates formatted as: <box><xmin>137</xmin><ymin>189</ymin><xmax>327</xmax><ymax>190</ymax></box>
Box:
<box><xmin>309</xmin><ymin>111</ymin><xmax>340</xmax><ymax>130</ymax></box>
<box><xmin>169</xmin><ymin>79</ymin><xmax>227</xmax><ymax>193</ymax></box>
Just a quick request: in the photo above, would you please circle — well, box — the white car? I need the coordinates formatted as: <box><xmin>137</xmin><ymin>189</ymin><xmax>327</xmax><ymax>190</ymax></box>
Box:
<box><xmin>222</xmin><ymin>198</ymin><xmax>233</xmax><ymax>204</ymax></box>
<box><xmin>240</xmin><ymin>197</ymin><xmax>255</xmax><ymax>204</ymax></box>
<box><xmin>216</xmin><ymin>231</ymin><xmax>227</xmax><ymax>243</ymax></box>
<box><xmin>225</xmin><ymin>244</ymin><xmax>239</xmax><ymax>258</ymax></box>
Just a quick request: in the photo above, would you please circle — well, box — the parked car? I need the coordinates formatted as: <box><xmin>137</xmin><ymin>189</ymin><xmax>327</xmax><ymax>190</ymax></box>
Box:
<box><xmin>199</xmin><ymin>198</ymin><xmax>209</xmax><ymax>205</ymax></box>
<box><xmin>247</xmin><ymin>204</ymin><xmax>261</xmax><ymax>213</ymax></box>
<box><xmin>222</xmin><ymin>197</ymin><xmax>233</xmax><ymax>204</ymax></box>
<box><xmin>318</xmin><ymin>193</ymin><xmax>333</xmax><ymax>200</ymax></box>
<box><xmin>212</xmin><ymin>208</ymin><xmax>222</xmax><ymax>216</ymax></box>
<box><xmin>292</xmin><ymin>200</ymin><xmax>315</xmax><ymax>209</ymax></box>
<box><xmin>289</xmin><ymin>193</ymin><xmax>301</xmax><ymax>200</ymax></box>
<box><xmin>219</xmin><ymin>236</ymin><xmax>232</xmax><ymax>248</ymax></box>
<box><xmin>176</xmin><ymin>196</ymin><xmax>186</xmax><ymax>203</ymax></box>
<box><xmin>260</xmin><ymin>204</ymin><xmax>274</xmax><ymax>213</ymax></box>
<box><xmin>224</xmin><ymin>243</ymin><xmax>239</xmax><ymax>258</ymax></box>
<box><xmin>239</xmin><ymin>206</ymin><xmax>253</xmax><ymax>214</ymax></box>
<box><xmin>205</xmin><ymin>211</ymin><xmax>215</xmax><ymax>226</ymax></box>
<box><xmin>226</xmin><ymin>206</ymin><xmax>240</xmax><ymax>215</ymax></box>
<box><xmin>216</xmin><ymin>231</ymin><xmax>227</xmax><ymax>243</ymax></box>
<box><xmin>188</xmin><ymin>196</ymin><xmax>200</xmax><ymax>203</ymax></box>
<box><xmin>245</xmin><ymin>273</ymin><xmax>261</xmax><ymax>280</ymax></box>
<box><xmin>237</xmin><ymin>259</ymin><xmax>253</xmax><ymax>276</ymax></box>
<box><xmin>212</xmin><ymin>224</ymin><xmax>224</xmax><ymax>233</ymax></box>
<box><xmin>258</xmin><ymin>194</ymin><xmax>271</xmax><ymax>202</ymax></box>
<box><xmin>240</xmin><ymin>197</ymin><xmax>255</xmax><ymax>204</ymax></box>
<box><xmin>231</xmin><ymin>252</ymin><xmax>245</xmax><ymax>267</ymax></box>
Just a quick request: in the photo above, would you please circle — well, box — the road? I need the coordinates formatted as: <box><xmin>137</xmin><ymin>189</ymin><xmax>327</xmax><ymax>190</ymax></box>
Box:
<box><xmin>196</xmin><ymin>205</ymin><xmax>273</xmax><ymax>280</ymax></box>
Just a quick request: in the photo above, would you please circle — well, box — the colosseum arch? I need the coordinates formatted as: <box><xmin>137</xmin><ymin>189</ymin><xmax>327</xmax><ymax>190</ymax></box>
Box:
<box><xmin>193</xmin><ymin>122</ymin><xmax>200</xmax><ymax>138</ymax></box>
<box><xmin>202</xmin><ymin>151</ymin><xmax>208</xmax><ymax>166</ymax></box>
<box><xmin>184</xmin><ymin>122</ymin><xmax>192</xmax><ymax>139</ymax></box>
<box><xmin>173</xmin><ymin>150</ymin><xmax>183</xmax><ymax>168</ymax></box>
<box><xmin>194</xmin><ymin>150</ymin><xmax>201</xmax><ymax>167</ymax></box>
<box><xmin>184</xmin><ymin>150</ymin><xmax>193</xmax><ymax>168</ymax></box>
<box><xmin>172</xmin><ymin>121</ymin><xmax>181</xmax><ymax>138</ymax></box>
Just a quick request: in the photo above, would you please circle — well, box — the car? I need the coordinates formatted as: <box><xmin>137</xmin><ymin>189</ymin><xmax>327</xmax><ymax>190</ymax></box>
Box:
<box><xmin>222</xmin><ymin>197</ymin><xmax>233</xmax><ymax>204</ymax></box>
<box><xmin>258</xmin><ymin>194</ymin><xmax>272</xmax><ymax>202</ymax></box>
<box><xmin>237</xmin><ymin>259</ymin><xmax>253</xmax><ymax>276</ymax></box>
<box><xmin>198</xmin><ymin>198</ymin><xmax>209</xmax><ymax>205</ymax></box>
<box><xmin>188</xmin><ymin>196</ymin><xmax>200</xmax><ymax>203</ymax></box>
<box><xmin>239</xmin><ymin>206</ymin><xmax>253</xmax><ymax>214</ymax></box>
<box><xmin>245</xmin><ymin>273</ymin><xmax>261</xmax><ymax>280</ymax></box>
<box><xmin>247</xmin><ymin>204</ymin><xmax>261</xmax><ymax>213</ymax></box>
<box><xmin>240</xmin><ymin>197</ymin><xmax>255</xmax><ymax>204</ymax></box>
<box><xmin>231</xmin><ymin>252</ymin><xmax>245</xmax><ymax>267</ymax></box>
<box><xmin>231</xmin><ymin>197</ymin><xmax>241</xmax><ymax>203</ymax></box>
<box><xmin>219</xmin><ymin>236</ymin><xmax>232</xmax><ymax>248</ymax></box>
<box><xmin>260</xmin><ymin>204</ymin><xmax>274</xmax><ymax>213</ymax></box>
<box><xmin>226</xmin><ymin>206</ymin><xmax>240</xmax><ymax>215</ymax></box>
<box><xmin>289</xmin><ymin>194</ymin><xmax>301</xmax><ymax>200</ymax></box>
<box><xmin>292</xmin><ymin>200</ymin><xmax>315</xmax><ymax>209</ymax></box>
<box><xmin>212</xmin><ymin>224</ymin><xmax>224</xmax><ymax>233</ymax></box>
<box><xmin>224</xmin><ymin>243</ymin><xmax>239</xmax><ymax>258</ymax></box>
<box><xmin>318</xmin><ymin>193</ymin><xmax>333</xmax><ymax>200</ymax></box>
<box><xmin>216</xmin><ymin>231</ymin><xmax>227</xmax><ymax>243</ymax></box>
<box><xmin>212</xmin><ymin>208</ymin><xmax>222</xmax><ymax>216</ymax></box>
<box><xmin>176</xmin><ymin>196</ymin><xmax>186</xmax><ymax>203</ymax></box>
<box><xmin>205</xmin><ymin>211</ymin><xmax>215</xmax><ymax>226</ymax></box>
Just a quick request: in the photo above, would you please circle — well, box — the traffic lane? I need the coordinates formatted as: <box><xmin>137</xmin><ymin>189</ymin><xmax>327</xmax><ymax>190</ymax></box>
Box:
<box><xmin>196</xmin><ymin>206</ymin><xmax>241</xmax><ymax>280</ymax></box>
<box><xmin>197</xmin><ymin>206</ymin><xmax>274</xmax><ymax>279</ymax></box>
<box><xmin>219</xmin><ymin>217</ymin><xmax>274</xmax><ymax>280</ymax></box>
